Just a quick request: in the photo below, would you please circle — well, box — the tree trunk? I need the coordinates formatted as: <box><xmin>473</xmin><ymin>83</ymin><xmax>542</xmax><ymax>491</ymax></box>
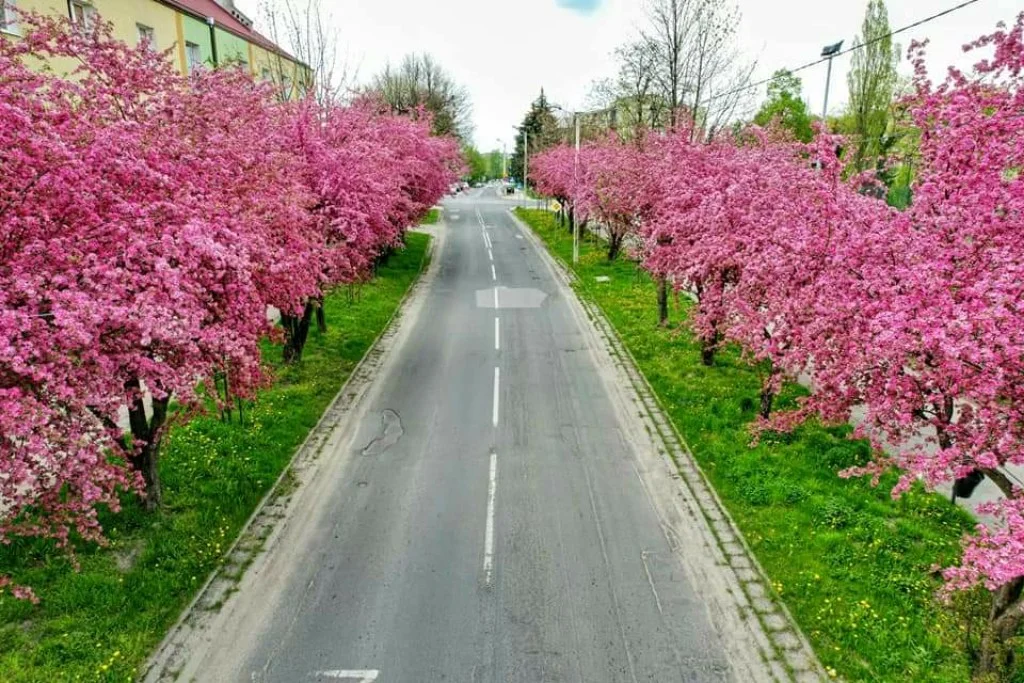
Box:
<box><xmin>315</xmin><ymin>297</ymin><xmax>327</xmax><ymax>334</ymax></box>
<box><xmin>759</xmin><ymin>387</ymin><xmax>775</xmax><ymax>420</ymax></box>
<box><xmin>759</xmin><ymin>362</ymin><xmax>781</xmax><ymax>419</ymax></box>
<box><xmin>126</xmin><ymin>379</ymin><xmax>170</xmax><ymax>511</ymax></box>
<box><xmin>656</xmin><ymin>275</ymin><xmax>669</xmax><ymax>326</ymax></box>
<box><xmin>977</xmin><ymin>578</ymin><xmax>1024</xmax><ymax>679</ymax></box>
<box><xmin>568</xmin><ymin>206</ymin><xmax>575</xmax><ymax>236</ymax></box>
<box><xmin>282</xmin><ymin>300</ymin><xmax>315</xmax><ymax>363</ymax></box>
<box><xmin>701</xmin><ymin>328</ymin><xmax>719</xmax><ymax>367</ymax></box>
<box><xmin>935</xmin><ymin>396</ymin><xmax>987</xmax><ymax>503</ymax></box>
<box><xmin>607</xmin><ymin>232</ymin><xmax>623</xmax><ymax>261</ymax></box>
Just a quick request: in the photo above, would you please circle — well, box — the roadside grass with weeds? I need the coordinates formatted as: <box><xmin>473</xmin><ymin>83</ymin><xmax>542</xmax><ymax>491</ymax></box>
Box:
<box><xmin>517</xmin><ymin>208</ymin><xmax>979</xmax><ymax>682</ymax></box>
<box><xmin>420</xmin><ymin>208</ymin><xmax>441</xmax><ymax>225</ymax></box>
<box><xmin>0</xmin><ymin>233</ymin><xmax>431</xmax><ymax>682</ymax></box>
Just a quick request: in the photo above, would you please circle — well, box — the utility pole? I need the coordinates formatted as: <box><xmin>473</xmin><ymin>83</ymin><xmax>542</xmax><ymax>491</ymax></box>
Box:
<box><xmin>820</xmin><ymin>41</ymin><xmax>843</xmax><ymax>119</ymax></box>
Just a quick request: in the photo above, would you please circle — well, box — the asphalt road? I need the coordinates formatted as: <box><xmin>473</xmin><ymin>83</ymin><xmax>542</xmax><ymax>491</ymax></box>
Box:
<box><xmin>196</xmin><ymin>187</ymin><xmax>734</xmax><ymax>682</ymax></box>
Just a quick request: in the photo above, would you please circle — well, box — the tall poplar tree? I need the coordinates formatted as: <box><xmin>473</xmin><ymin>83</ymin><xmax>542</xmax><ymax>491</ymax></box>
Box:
<box><xmin>846</xmin><ymin>0</ymin><xmax>899</xmax><ymax>174</ymax></box>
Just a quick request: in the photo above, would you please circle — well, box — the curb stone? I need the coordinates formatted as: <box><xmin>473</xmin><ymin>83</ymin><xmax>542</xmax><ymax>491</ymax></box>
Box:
<box><xmin>510</xmin><ymin>209</ymin><xmax>828</xmax><ymax>683</ymax></box>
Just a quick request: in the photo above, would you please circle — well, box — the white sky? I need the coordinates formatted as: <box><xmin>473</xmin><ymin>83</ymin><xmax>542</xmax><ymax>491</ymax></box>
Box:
<box><xmin>244</xmin><ymin>0</ymin><xmax>1017</xmax><ymax>150</ymax></box>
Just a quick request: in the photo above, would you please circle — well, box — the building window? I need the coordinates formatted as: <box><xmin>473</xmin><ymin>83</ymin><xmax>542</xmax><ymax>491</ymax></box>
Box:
<box><xmin>185</xmin><ymin>41</ymin><xmax>202</xmax><ymax>72</ymax></box>
<box><xmin>281</xmin><ymin>75</ymin><xmax>292</xmax><ymax>100</ymax></box>
<box><xmin>1</xmin><ymin>0</ymin><xmax>18</xmax><ymax>35</ymax></box>
<box><xmin>260</xmin><ymin>67</ymin><xmax>271</xmax><ymax>81</ymax></box>
<box><xmin>136</xmin><ymin>23</ymin><xmax>154</xmax><ymax>48</ymax></box>
<box><xmin>69</xmin><ymin>1</ymin><xmax>96</xmax><ymax>31</ymax></box>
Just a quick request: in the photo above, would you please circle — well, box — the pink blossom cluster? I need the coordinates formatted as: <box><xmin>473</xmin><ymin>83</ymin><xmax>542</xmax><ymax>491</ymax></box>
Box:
<box><xmin>0</xmin><ymin>13</ymin><xmax>459</xmax><ymax>598</ymax></box>
<box><xmin>536</xmin><ymin>15</ymin><xmax>1024</xmax><ymax>597</ymax></box>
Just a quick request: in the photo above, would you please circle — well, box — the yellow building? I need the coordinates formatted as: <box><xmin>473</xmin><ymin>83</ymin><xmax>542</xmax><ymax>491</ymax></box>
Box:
<box><xmin>0</xmin><ymin>0</ymin><xmax>311</xmax><ymax>97</ymax></box>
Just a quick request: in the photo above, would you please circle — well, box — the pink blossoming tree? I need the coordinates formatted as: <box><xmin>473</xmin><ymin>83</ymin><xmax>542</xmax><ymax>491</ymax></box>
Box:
<box><xmin>0</xmin><ymin>12</ymin><xmax>460</xmax><ymax>600</ymax></box>
<box><xmin>575</xmin><ymin>134</ymin><xmax>660</xmax><ymax>261</ymax></box>
<box><xmin>531</xmin><ymin>144</ymin><xmax>581</xmax><ymax>234</ymax></box>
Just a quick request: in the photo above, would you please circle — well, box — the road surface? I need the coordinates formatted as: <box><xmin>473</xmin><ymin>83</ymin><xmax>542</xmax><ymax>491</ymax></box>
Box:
<box><xmin>184</xmin><ymin>187</ymin><xmax>743</xmax><ymax>682</ymax></box>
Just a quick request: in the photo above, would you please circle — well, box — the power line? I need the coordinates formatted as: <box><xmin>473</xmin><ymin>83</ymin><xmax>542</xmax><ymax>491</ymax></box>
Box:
<box><xmin>705</xmin><ymin>0</ymin><xmax>982</xmax><ymax>105</ymax></box>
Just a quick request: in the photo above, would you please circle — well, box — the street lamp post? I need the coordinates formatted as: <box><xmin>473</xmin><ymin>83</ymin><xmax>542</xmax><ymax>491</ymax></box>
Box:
<box><xmin>207</xmin><ymin>16</ymin><xmax>219</xmax><ymax>67</ymax></box>
<box><xmin>552</xmin><ymin>104</ymin><xmax>585</xmax><ymax>265</ymax></box>
<box><xmin>571</xmin><ymin>113</ymin><xmax>581</xmax><ymax>265</ymax></box>
<box><xmin>523</xmin><ymin>129</ymin><xmax>529</xmax><ymax>208</ymax></box>
<box><xmin>820</xmin><ymin>41</ymin><xmax>843</xmax><ymax>120</ymax></box>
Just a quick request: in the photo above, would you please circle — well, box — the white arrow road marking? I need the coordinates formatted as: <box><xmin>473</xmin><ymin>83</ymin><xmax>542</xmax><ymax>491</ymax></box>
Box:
<box><xmin>484</xmin><ymin>451</ymin><xmax>498</xmax><ymax>586</ymax></box>
<box><xmin>316</xmin><ymin>671</ymin><xmax>379</xmax><ymax>682</ymax></box>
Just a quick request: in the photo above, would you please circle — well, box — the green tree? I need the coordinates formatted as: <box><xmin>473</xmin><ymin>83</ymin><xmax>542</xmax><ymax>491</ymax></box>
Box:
<box><xmin>846</xmin><ymin>0</ymin><xmax>899</xmax><ymax>173</ymax></box>
<box><xmin>753</xmin><ymin>70</ymin><xmax>813</xmax><ymax>142</ymax></box>
<box><xmin>463</xmin><ymin>146</ymin><xmax>487</xmax><ymax>183</ymax></box>
<box><xmin>510</xmin><ymin>89</ymin><xmax>560</xmax><ymax>185</ymax></box>
<box><xmin>485</xmin><ymin>149</ymin><xmax>505</xmax><ymax>179</ymax></box>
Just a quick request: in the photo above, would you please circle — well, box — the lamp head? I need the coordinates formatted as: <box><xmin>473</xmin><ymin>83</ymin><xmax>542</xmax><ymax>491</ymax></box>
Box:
<box><xmin>821</xmin><ymin>41</ymin><xmax>843</xmax><ymax>58</ymax></box>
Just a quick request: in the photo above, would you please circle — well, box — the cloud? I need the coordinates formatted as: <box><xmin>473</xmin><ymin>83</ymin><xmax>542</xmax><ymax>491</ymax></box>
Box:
<box><xmin>555</xmin><ymin>0</ymin><xmax>603</xmax><ymax>14</ymax></box>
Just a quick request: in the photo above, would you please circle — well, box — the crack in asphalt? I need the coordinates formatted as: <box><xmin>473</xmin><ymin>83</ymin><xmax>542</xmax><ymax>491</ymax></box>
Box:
<box><xmin>360</xmin><ymin>409</ymin><xmax>404</xmax><ymax>457</ymax></box>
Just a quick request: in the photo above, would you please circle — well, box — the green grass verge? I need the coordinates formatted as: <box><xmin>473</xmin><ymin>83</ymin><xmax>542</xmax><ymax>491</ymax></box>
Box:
<box><xmin>0</xmin><ymin>232</ymin><xmax>432</xmax><ymax>682</ymax></box>
<box><xmin>516</xmin><ymin>208</ymin><xmax>978</xmax><ymax>682</ymax></box>
<box><xmin>420</xmin><ymin>208</ymin><xmax>441</xmax><ymax>225</ymax></box>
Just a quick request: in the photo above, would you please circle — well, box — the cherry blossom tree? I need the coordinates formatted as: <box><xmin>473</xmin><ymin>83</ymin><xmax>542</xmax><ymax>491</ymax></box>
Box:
<box><xmin>807</xmin><ymin>16</ymin><xmax>1024</xmax><ymax>673</ymax></box>
<box><xmin>278</xmin><ymin>98</ymin><xmax>459</xmax><ymax>361</ymax></box>
<box><xmin>0</xmin><ymin>11</ymin><xmax>460</xmax><ymax>600</ymax></box>
<box><xmin>531</xmin><ymin>144</ymin><xmax>581</xmax><ymax>234</ymax></box>
<box><xmin>575</xmin><ymin>134</ymin><xmax>659</xmax><ymax>261</ymax></box>
<box><xmin>1</xmin><ymin>15</ymin><xmax>287</xmax><ymax>512</ymax></box>
<box><xmin>644</xmin><ymin>132</ymin><xmax>741</xmax><ymax>364</ymax></box>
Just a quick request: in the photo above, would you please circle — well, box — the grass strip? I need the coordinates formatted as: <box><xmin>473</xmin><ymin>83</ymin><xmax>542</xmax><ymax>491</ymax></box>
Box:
<box><xmin>0</xmin><ymin>232</ymin><xmax>432</xmax><ymax>682</ymax></box>
<box><xmin>517</xmin><ymin>207</ymin><xmax>978</xmax><ymax>683</ymax></box>
<box><xmin>420</xmin><ymin>208</ymin><xmax>441</xmax><ymax>225</ymax></box>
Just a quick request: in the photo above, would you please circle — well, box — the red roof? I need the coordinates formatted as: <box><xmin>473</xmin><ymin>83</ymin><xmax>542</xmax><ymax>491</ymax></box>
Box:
<box><xmin>157</xmin><ymin>0</ymin><xmax>302</xmax><ymax>63</ymax></box>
